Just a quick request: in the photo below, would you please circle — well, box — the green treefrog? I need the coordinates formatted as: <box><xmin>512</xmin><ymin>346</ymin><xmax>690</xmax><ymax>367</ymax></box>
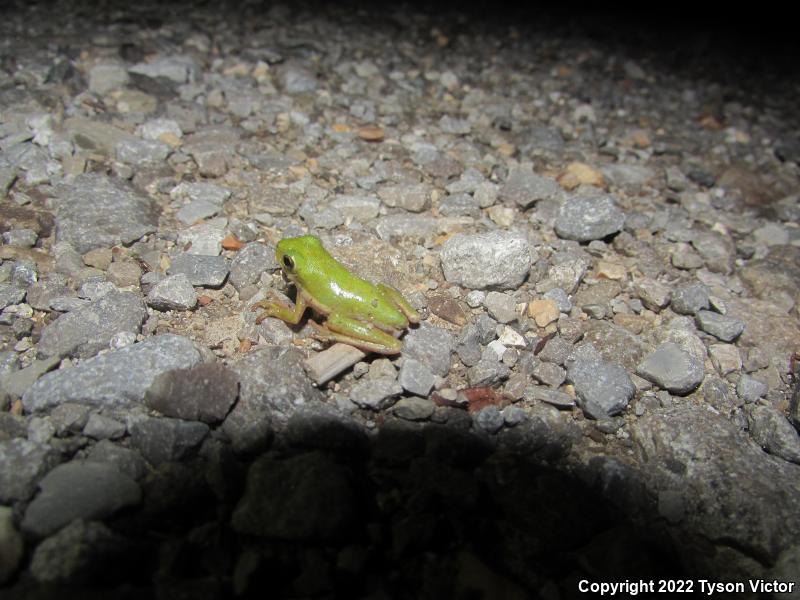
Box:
<box><xmin>253</xmin><ymin>235</ymin><xmax>420</xmax><ymax>354</ymax></box>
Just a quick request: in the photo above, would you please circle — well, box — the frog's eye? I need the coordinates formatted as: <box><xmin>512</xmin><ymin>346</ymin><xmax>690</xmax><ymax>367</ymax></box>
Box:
<box><xmin>282</xmin><ymin>255</ymin><xmax>295</xmax><ymax>272</ymax></box>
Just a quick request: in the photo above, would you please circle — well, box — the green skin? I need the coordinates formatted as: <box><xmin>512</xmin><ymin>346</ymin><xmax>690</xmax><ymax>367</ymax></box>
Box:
<box><xmin>253</xmin><ymin>235</ymin><xmax>420</xmax><ymax>354</ymax></box>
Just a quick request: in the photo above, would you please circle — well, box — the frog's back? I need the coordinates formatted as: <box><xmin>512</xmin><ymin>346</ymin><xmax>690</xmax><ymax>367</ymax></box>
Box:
<box><xmin>279</xmin><ymin>236</ymin><xmax>407</xmax><ymax>327</ymax></box>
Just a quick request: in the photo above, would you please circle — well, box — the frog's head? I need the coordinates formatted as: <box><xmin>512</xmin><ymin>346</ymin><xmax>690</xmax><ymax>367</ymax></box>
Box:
<box><xmin>274</xmin><ymin>235</ymin><xmax>325</xmax><ymax>284</ymax></box>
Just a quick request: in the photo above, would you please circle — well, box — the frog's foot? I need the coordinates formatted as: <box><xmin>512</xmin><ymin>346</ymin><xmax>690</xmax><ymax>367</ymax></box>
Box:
<box><xmin>377</xmin><ymin>283</ymin><xmax>421</xmax><ymax>324</ymax></box>
<box><xmin>310</xmin><ymin>315</ymin><xmax>403</xmax><ymax>355</ymax></box>
<box><xmin>251</xmin><ymin>292</ymin><xmax>307</xmax><ymax>325</ymax></box>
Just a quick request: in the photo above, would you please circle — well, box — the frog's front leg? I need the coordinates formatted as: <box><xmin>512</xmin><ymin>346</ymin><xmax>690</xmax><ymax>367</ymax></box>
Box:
<box><xmin>377</xmin><ymin>284</ymin><xmax>421</xmax><ymax>324</ymax></box>
<box><xmin>251</xmin><ymin>291</ymin><xmax>308</xmax><ymax>325</ymax></box>
<box><xmin>312</xmin><ymin>313</ymin><xmax>403</xmax><ymax>355</ymax></box>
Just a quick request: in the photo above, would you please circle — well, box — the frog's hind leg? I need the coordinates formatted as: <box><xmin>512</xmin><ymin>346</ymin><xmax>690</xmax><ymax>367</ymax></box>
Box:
<box><xmin>311</xmin><ymin>314</ymin><xmax>402</xmax><ymax>355</ymax></box>
<box><xmin>377</xmin><ymin>284</ymin><xmax>420</xmax><ymax>324</ymax></box>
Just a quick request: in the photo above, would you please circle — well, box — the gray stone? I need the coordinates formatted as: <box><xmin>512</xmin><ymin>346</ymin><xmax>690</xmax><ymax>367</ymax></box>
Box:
<box><xmin>232</xmin><ymin>452</ymin><xmax>356</xmax><ymax>540</ymax></box>
<box><xmin>82</xmin><ymin>413</ymin><xmax>126</xmax><ymax>440</ymax></box>
<box><xmin>438</xmin><ymin>114</ymin><xmax>471</xmax><ymax>134</ymax></box>
<box><xmin>708</xmin><ymin>343</ymin><xmax>741</xmax><ymax>376</ymax></box>
<box><xmin>330</xmin><ymin>194</ymin><xmax>380</xmax><ymax>222</ymax></box>
<box><xmin>280</xmin><ymin>65</ymin><xmax>318</xmax><ymax>93</ymax></box>
<box><xmin>671</xmin><ymin>283</ymin><xmax>710</xmax><ymax>315</ymax></box>
<box><xmin>392</xmin><ymin>397</ymin><xmax>436</xmax><ymax>421</ymax></box>
<box><xmin>745</xmin><ymin>405</ymin><xmax>800</xmax><ymax>464</ymax></box>
<box><xmin>455</xmin><ymin>324</ymin><xmax>482</xmax><ymax>367</ymax></box>
<box><xmin>29</xmin><ymin>520</ymin><xmax>125</xmax><ymax>584</ymax></box>
<box><xmin>696</xmin><ymin>310</ymin><xmax>745</xmax><ymax>342</ymax></box>
<box><xmin>636</xmin><ymin>342</ymin><xmax>705</xmax><ymax>395</ymax></box>
<box><xmin>736</xmin><ymin>374</ymin><xmax>768</xmax><ymax>403</ymax></box>
<box><xmin>691</xmin><ymin>232</ymin><xmax>734</xmax><ymax>274</ymax></box>
<box><xmin>499</xmin><ymin>171</ymin><xmax>561</xmax><ymax>208</ymax></box>
<box><xmin>223</xmin><ymin>346</ymin><xmax>322</xmax><ymax>453</ymax></box>
<box><xmin>554</xmin><ymin>195</ymin><xmax>625</xmax><ymax>242</ymax></box>
<box><xmin>474</xmin><ymin>405</ymin><xmax>505</xmax><ymax>434</ymax></box>
<box><xmin>146</xmin><ymin>273</ymin><xmax>197</xmax><ymax>311</ymax></box>
<box><xmin>633</xmin><ymin>278</ymin><xmax>671</xmax><ymax>312</ymax></box>
<box><xmin>167</xmin><ymin>253</ymin><xmax>230</xmax><ymax>288</ymax></box>
<box><xmin>377</xmin><ymin>183</ymin><xmax>430</xmax><ymax>213</ymax></box>
<box><xmin>401</xmin><ymin>322</ymin><xmax>455</xmax><ymax>377</ymax></box>
<box><xmin>130</xmin><ymin>55</ymin><xmax>197</xmax><ymax>83</ymax></box>
<box><xmin>671</xmin><ymin>244</ymin><xmax>705</xmax><ymax>270</ymax></box>
<box><xmin>537</xmin><ymin>335</ymin><xmax>573</xmax><ymax>365</ymax></box>
<box><xmin>86</xmin><ymin>440</ymin><xmax>148</xmax><ymax>481</ymax></box>
<box><xmin>438</xmin><ymin>192</ymin><xmax>480</xmax><ymax>217</ymax></box>
<box><xmin>374</xmin><ymin>214</ymin><xmax>438</xmax><ymax>243</ymax></box>
<box><xmin>175</xmin><ymin>198</ymin><xmax>222</xmax><ymax>225</ymax></box>
<box><xmin>467</xmin><ymin>357</ymin><xmax>510</xmax><ymax>387</ymax></box>
<box><xmin>230</xmin><ymin>242</ymin><xmax>278</xmax><ymax>289</ymax></box>
<box><xmin>532</xmin><ymin>361</ymin><xmax>566</xmax><ymax>388</ymax></box>
<box><xmin>0</xmin><ymin>283</ymin><xmax>25</xmax><ymax>310</ymax></box>
<box><xmin>440</xmin><ymin>231</ymin><xmax>530</xmax><ymax>290</ymax></box>
<box><xmin>23</xmin><ymin>334</ymin><xmax>210</xmax><ymax>412</ymax></box>
<box><xmin>37</xmin><ymin>290</ymin><xmax>147</xmax><ymax>359</ymax></box>
<box><xmin>0</xmin><ymin>439</ymin><xmax>61</xmax><ymax>503</ymax></box>
<box><xmin>0</xmin><ymin>505</ymin><xmax>23</xmax><ymax>584</ymax></box>
<box><xmin>176</xmin><ymin>222</ymin><xmax>227</xmax><ymax>256</ymax></box>
<box><xmin>502</xmin><ymin>405</ymin><xmax>528</xmax><ymax>426</ymax></box>
<box><xmin>282</xmin><ymin>404</ymin><xmax>368</xmax><ymax>454</ymax></box>
<box><xmin>130</xmin><ymin>417</ymin><xmax>209</xmax><ymax>466</ymax></box>
<box><xmin>484</xmin><ymin>291</ymin><xmax>518</xmax><ymax>324</ymax></box>
<box><xmin>524</xmin><ymin>385</ymin><xmax>576</xmax><ymax>408</ymax></box>
<box><xmin>21</xmin><ymin>461</ymin><xmax>141</xmax><ymax>538</ymax></box>
<box><xmin>2</xmin><ymin>228</ymin><xmax>37</xmax><ymax>247</ymax></box>
<box><xmin>567</xmin><ymin>357</ymin><xmax>634</xmax><ymax>419</ymax></box>
<box><xmin>542</xmin><ymin>257</ymin><xmax>588</xmax><ymax>295</ymax></box>
<box><xmin>543</xmin><ymin>287</ymin><xmax>572</xmax><ymax>313</ymax></box>
<box><xmin>144</xmin><ymin>362</ymin><xmax>239</xmax><ymax>423</ymax></box>
<box><xmin>53</xmin><ymin>174</ymin><xmax>159</xmax><ymax>254</ymax></box>
<box><xmin>349</xmin><ymin>376</ymin><xmax>403</xmax><ymax>410</ymax></box>
<box><xmin>397</xmin><ymin>358</ymin><xmax>435</xmax><ymax>397</ymax></box>
<box><xmin>631</xmin><ymin>406</ymin><xmax>800</xmax><ymax>565</ymax></box>
<box><xmin>115</xmin><ymin>137</ymin><xmax>170</xmax><ymax>167</ymax></box>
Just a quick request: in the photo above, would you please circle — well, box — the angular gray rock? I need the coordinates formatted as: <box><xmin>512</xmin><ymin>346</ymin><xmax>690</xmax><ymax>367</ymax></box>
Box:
<box><xmin>0</xmin><ymin>439</ymin><xmax>61</xmax><ymax>503</ymax></box>
<box><xmin>52</xmin><ymin>174</ymin><xmax>159</xmax><ymax>254</ymax></box>
<box><xmin>23</xmin><ymin>334</ymin><xmax>210</xmax><ymax>412</ymax></box>
<box><xmin>696</xmin><ymin>310</ymin><xmax>745</xmax><ymax>342</ymax></box>
<box><xmin>631</xmin><ymin>406</ymin><xmax>800</xmax><ymax>564</ymax></box>
<box><xmin>567</xmin><ymin>357</ymin><xmax>634</xmax><ymax>419</ymax></box>
<box><xmin>37</xmin><ymin>291</ymin><xmax>147</xmax><ymax>359</ymax></box>
<box><xmin>397</xmin><ymin>358</ymin><xmax>436</xmax><ymax>397</ymax></box>
<box><xmin>745</xmin><ymin>405</ymin><xmax>800</xmax><ymax>464</ymax></box>
<box><xmin>670</xmin><ymin>283</ymin><xmax>710</xmax><ymax>315</ymax></box>
<box><xmin>29</xmin><ymin>519</ymin><xmax>126</xmax><ymax>584</ymax></box>
<box><xmin>144</xmin><ymin>362</ymin><xmax>239</xmax><ymax>423</ymax></box>
<box><xmin>636</xmin><ymin>342</ymin><xmax>705</xmax><ymax>395</ymax></box>
<box><xmin>440</xmin><ymin>231</ymin><xmax>530</xmax><ymax>290</ymax></box>
<box><xmin>130</xmin><ymin>417</ymin><xmax>209</xmax><ymax>465</ymax></box>
<box><xmin>229</xmin><ymin>242</ymin><xmax>278</xmax><ymax>289</ymax></box>
<box><xmin>21</xmin><ymin>461</ymin><xmax>141</xmax><ymax>538</ymax></box>
<box><xmin>499</xmin><ymin>171</ymin><xmax>561</xmax><ymax>208</ymax></box>
<box><xmin>554</xmin><ymin>195</ymin><xmax>625</xmax><ymax>242</ymax></box>
<box><xmin>167</xmin><ymin>253</ymin><xmax>230</xmax><ymax>287</ymax></box>
<box><xmin>401</xmin><ymin>322</ymin><xmax>455</xmax><ymax>378</ymax></box>
<box><xmin>223</xmin><ymin>345</ymin><xmax>323</xmax><ymax>454</ymax></box>
<box><xmin>146</xmin><ymin>273</ymin><xmax>197</xmax><ymax>311</ymax></box>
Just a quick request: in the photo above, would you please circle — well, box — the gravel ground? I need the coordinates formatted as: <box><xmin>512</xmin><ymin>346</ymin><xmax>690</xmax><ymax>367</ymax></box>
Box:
<box><xmin>1</xmin><ymin>1</ymin><xmax>800</xmax><ymax>598</ymax></box>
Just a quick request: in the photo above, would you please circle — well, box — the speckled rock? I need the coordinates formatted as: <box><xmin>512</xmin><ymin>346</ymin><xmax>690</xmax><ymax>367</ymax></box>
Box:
<box><xmin>21</xmin><ymin>461</ymin><xmax>141</xmax><ymax>538</ymax></box>
<box><xmin>23</xmin><ymin>334</ymin><xmax>211</xmax><ymax>412</ymax></box>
